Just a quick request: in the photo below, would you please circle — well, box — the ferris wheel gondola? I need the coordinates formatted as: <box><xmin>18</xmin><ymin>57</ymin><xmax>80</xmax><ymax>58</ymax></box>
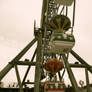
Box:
<box><xmin>48</xmin><ymin>33</ymin><xmax>75</xmax><ymax>54</ymax></box>
<box><xmin>47</xmin><ymin>14</ymin><xmax>75</xmax><ymax>54</ymax></box>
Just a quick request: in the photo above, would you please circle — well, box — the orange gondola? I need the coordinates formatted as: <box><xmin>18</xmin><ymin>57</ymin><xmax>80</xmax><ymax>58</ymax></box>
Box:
<box><xmin>45</xmin><ymin>58</ymin><xmax>64</xmax><ymax>75</ymax></box>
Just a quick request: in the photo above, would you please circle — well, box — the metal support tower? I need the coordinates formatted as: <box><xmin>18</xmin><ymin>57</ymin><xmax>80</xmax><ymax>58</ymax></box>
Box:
<box><xmin>0</xmin><ymin>0</ymin><xmax>92</xmax><ymax>92</ymax></box>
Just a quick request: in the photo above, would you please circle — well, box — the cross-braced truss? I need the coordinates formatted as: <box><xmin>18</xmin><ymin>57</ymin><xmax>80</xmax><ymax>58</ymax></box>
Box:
<box><xmin>0</xmin><ymin>0</ymin><xmax>92</xmax><ymax>92</ymax></box>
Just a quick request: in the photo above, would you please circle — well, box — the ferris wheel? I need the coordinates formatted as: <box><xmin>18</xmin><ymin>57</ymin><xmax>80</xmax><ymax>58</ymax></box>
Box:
<box><xmin>0</xmin><ymin>0</ymin><xmax>92</xmax><ymax>92</ymax></box>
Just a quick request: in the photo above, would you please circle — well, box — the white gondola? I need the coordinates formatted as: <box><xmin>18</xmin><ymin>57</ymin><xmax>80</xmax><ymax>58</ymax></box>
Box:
<box><xmin>49</xmin><ymin>33</ymin><xmax>75</xmax><ymax>54</ymax></box>
<box><xmin>54</xmin><ymin>0</ymin><xmax>74</xmax><ymax>6</ymax></box>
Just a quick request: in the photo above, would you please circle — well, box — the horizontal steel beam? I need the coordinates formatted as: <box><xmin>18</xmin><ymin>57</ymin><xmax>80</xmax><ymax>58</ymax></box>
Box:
<box><xmin>13</xmin><ymin>61</ymin><xmax>36</xmax><ymax>66</ymax></box>
<box><xmin>24</xmin><ymin>81</ymin><xmax>44</xmax><ymax>85</ymax></box>
<box><xmin>69</xmin><ymin>64</ymin><xmax>92</xmax><ymax>68</ymax></box>
<box><xmin>24</xmin><ymin>82</ymin><xmax>35</xmax><ymax>84</ymax></box>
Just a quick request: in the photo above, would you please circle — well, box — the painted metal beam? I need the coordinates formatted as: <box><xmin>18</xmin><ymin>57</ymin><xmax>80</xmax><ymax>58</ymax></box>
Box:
<box><xmin>34</xmin><ymin>32</ymin><xmax>42</xmax><ymax>92</ymax></box>
<box><xmin>69</xmin><ymin>64</ymin><xmax>90</xmax><ymax>68</ymax></box>
<box><xmin>14</xmin><ymin>61</ymin><xmax>36</xmax><ymax>66</ymax></box>
<box><xmin>85</xmin><ymin>68</ymin><xmax>91</xmax><ymax>92</ymax></box>
<box><xmin>0</xmin><ymin>38</ymin><xmax>37</xmax><ymax>81</ymax></box>
<box><xmin>40</xmin><ymin>0</ymin><xmax>47</xmax><ymax>27</ymax></box>
<box><xmin>62</xmin><ymin>55</ymin><xmax>81</xmax><ymax>92</ymax></box>
<box><xmin>58</xmin><ymin>72</ymin><xmax>62</xmax><ymax>81</ymax></box>
<box><xmin>60</xmin><ymin>69</ymin><xmax>65</xmax><ymax>81</ymax></box>
<box><xmin>72</xmin><ymin>0</ymin><xmax>76</xmax><ymax>27</ymax></box>
<box><xmin>70</xmin><ymin>50</ymin><xmax>92</xmax><ymax>73</ymax></box>
<box><xmin>24</xmin><ymin>82</ymin><xmax>35</xmax><ymax>84</ymax></box>
<box><xmin>15</xmin><ymin>65</ymin><xmax>23</xmax><ymax>92</ymax></box>
<box><xmin>22</xmin><ymin>49</ymin><xmax>37</xmax><ymax>85</ymax></box>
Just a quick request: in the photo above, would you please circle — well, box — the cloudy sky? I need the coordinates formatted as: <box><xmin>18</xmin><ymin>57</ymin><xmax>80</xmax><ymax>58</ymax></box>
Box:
<box><xmin>0</xmin><ymin>0</ymin><xmax>92</xmax><ymax>87</ymax></box>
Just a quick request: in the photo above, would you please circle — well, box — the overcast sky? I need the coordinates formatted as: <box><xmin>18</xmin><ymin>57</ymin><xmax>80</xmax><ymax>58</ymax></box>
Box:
<box><xmin>0</xmin><ymin>0</ymin><xmax>92</xmax><ymax>87</ymax></box>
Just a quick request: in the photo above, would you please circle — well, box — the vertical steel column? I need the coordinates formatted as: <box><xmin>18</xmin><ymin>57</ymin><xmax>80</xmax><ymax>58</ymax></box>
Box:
<box><xmin>62</xmin><ymin>55</ymin><xmax>81</xmax><ymax>92</ymax></box>
<box><xmin>66</xmin><ymin>6</ymin><xmax>68</xmax><ymax>16</ymax></box>
<box><xmin>85</xmin><ymin>68</ymin><xmax>91</xmax><ymax>92</ymax></box>
<box><xmin>34</xmin><ymin>32</ymin><xmax>42</xmax><ymax>92</ymax></box>
<box><xmin>72</xmin><ymin>0</ymin><xmax>76</xmax><ymax>34</ymax></box>
<box><xmin>15</xmin><ymin>65</ymin><xmax>23</xmax><ymax>92</ymax></box>
<box><xmin>40</xmin><ymin>0</ymin><xmax>47</xmax><ymax>27</ymax></box>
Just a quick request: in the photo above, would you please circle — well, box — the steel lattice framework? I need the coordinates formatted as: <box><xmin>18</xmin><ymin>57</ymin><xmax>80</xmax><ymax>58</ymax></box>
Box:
<box><xmin>0</xmin><ymin>0</ymin><xmax>92</xmax><ymax>92</ymax></box>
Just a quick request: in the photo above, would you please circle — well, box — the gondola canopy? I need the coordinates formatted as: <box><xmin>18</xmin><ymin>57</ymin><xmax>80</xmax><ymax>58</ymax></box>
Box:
<box><xmin>49</xmin><ymin>15</ymin><xmax>71</xmax><ymax>33</ymax></box>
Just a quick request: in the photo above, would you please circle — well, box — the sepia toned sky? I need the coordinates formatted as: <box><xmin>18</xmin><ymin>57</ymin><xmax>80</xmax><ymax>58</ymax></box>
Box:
<box><xmin>0</xmin><ymin>0</ymin><xmax>92</xmax><ymax>87</ymax></box>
